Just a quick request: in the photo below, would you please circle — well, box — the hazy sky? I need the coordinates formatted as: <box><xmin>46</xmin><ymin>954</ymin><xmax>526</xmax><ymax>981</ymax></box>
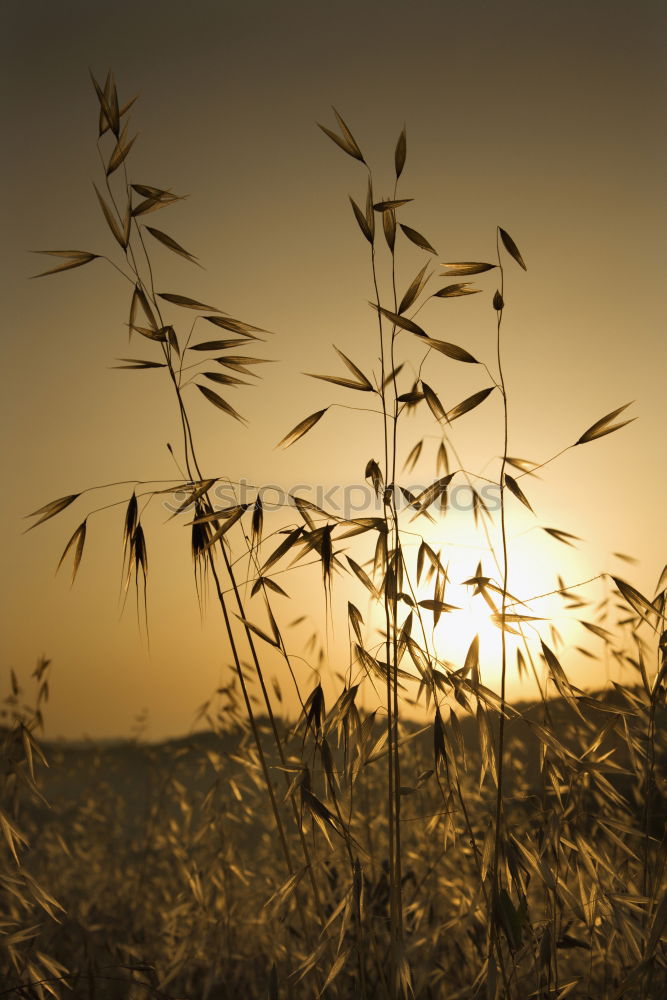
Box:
<box><xmin>2</xmin><ymin>0</ymin><xmax>665</xmax><ymax>739</ymax></box>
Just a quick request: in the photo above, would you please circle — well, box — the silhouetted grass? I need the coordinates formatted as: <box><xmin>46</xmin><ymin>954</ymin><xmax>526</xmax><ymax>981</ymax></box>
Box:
<box><xmin>4</xmin><ymin>72</ymin><xmax>665</xmax><ymax>999</ymax></box>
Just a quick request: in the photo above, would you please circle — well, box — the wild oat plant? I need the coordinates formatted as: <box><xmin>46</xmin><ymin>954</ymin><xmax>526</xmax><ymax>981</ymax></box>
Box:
<box><xmin>4</xmin><ymin>72</ymin><xmax>666</xmax><ymax>999</ymax></box>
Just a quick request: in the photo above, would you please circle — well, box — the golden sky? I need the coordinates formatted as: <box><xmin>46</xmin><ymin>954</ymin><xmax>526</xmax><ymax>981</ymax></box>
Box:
<box><xmin>2</xmin><ymin>0</ymin><xmax>666</xmax><ymax>738</ymax></box>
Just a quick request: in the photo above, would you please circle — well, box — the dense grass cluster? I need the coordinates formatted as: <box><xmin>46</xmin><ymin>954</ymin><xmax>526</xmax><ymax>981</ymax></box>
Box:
<box><xmin>2</xmin><ymin>671</ymin><xmax>666</xmax><ymax>998</ymax></box>
<box><xmin>3</xmin><ymin>73</ymin><xmax>665</xmax><ymax>998</ymax></box>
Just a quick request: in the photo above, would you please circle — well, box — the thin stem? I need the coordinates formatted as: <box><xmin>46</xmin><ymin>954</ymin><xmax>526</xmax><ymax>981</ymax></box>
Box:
<box><xmin>489</xmin><ymin>226</ymin><xmax>511</xmax><ymax>993</ymax></box>
<box><xmin>365</xmin><ymin>165</ymin><xmax>399</xmax><ymax>994</ymax></box>
<box><xmin>388</xmin><ymin>191</ymin><xmax>404</xmax><ymax>953</ymax></box>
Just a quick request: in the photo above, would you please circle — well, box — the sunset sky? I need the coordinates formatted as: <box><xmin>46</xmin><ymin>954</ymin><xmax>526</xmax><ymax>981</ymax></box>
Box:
<box><xmin>2</xmin><ymin>0</ymin><xmax>665</xmax><ymax>739</ymax></box>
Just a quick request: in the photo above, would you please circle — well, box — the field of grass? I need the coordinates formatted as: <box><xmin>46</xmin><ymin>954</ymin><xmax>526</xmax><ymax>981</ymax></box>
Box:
<box><xmin>2</xmin><ymin>675</ymin><xmax>666</xmax><ymax>998</ymax></box>
<box><xmin>2</xmin><ymin>73</ymin><xmax>665</xmax><ymax>998</ymax></box>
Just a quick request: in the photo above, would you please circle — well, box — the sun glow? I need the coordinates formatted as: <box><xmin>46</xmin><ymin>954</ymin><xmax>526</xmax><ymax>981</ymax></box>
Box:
<box><xmin>411</xmin><ymin>530</ymin><xmax>565</xmax><ymax>694</ymax></box>
<box><xmin>437</xmin><ymin>582</ymin><xmax>504</xmax><ymax>655</ymax></box>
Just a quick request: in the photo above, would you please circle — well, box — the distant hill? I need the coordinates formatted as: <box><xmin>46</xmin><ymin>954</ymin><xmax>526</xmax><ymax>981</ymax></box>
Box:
<box><xmin>25</xmin><ymin>687</ymin><xmax>664</xmax><ymax>839</ymax></box>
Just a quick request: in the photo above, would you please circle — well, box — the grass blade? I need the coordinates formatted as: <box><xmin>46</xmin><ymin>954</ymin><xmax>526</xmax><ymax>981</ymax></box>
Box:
<box><xmin>575</xmin><ymin>402</ymin><xmax>635</xmax><ymax>445</ymax></box>
<box><xmin>498</xmin><ymin>227</ymin><xmax>527</xmax><ymax>270</ymax></box>
<box><xmin>56</xmin><ymin>520</ymin><xmax>87</xmax><ymax>582</ymax></box>
<box><xmin>26</xmin><ymin>494</ymin><xmax>80</xmax><ymax>530</ymax></box>
<box><xmin>395</xmin><ymin>125</ymin><xmax>406</xmax><ymax>178</ymax></box>
<box><xmin>440</xmin><ymin>262</ymin><xmax>495</xmax><ymax>276</ymax></box>
<box><xmin>277</xmin><ymin>409</ymin><xmax>328</xmax><ymax>449</ymax></box>
<box><xmin>196</xmin><ymin>384</ymin><xmax>247</xmax><ymax>424</ymax></box>
<box><xmin>445</xmin><ymin>386</ymin><xmax>495</xmax><ymax>422</ymax></box>
<box><xmin>400</xmin><ymin>223</ymin><xmax>436</xmax><ymax>254</ymax></box>
<box><xmin>145</xmin><ymin>226</ymin><xmax>198</xmax><ymax>264</ymax></box>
